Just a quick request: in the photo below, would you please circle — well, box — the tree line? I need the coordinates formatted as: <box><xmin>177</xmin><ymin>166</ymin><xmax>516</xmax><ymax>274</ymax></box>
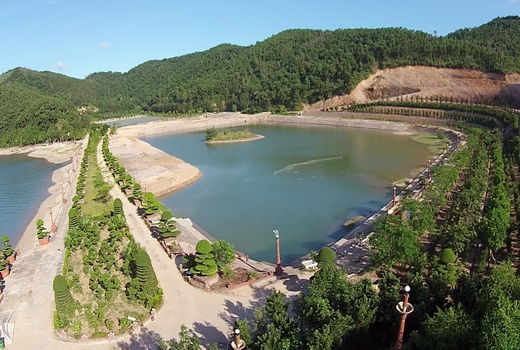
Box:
<box><xmin>1</xmin><ymin>16</ymin><xmax>520</xmax><ymax>147</ymax></box>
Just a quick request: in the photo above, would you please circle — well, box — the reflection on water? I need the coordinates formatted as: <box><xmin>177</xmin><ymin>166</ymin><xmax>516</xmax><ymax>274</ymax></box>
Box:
<box><xmin>144</xmin><ymin>124</ymin><xmax>435</xmax><ymax>263</ymax></box>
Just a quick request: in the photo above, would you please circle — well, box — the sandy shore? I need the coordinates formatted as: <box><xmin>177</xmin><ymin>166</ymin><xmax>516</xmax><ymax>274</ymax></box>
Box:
<box><xmin>0</xmin><ymin>141</ymin><xmax>83</xmax><ymax>164</ymax></box>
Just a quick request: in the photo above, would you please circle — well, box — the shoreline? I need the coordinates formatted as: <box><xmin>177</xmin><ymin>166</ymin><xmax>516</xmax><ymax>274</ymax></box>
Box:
<box><xmin>0</xmin><ymin>141</ymin><xmax>84</xmax><ymax>252</ymax></box>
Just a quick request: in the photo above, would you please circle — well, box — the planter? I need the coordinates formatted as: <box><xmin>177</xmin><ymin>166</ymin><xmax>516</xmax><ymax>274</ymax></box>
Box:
<box><xmin>38</xmin><ymin>236</ymin><xmax>50</xmax><ymax>246</ymax></box>
<box><xmin>0</xmin><ymin>266</ymin><xmax>10</xmax><ymax>279</ymax></box>
<box><xmin>6</xmin><ymin>253</ymin><xmax>16</xmax><ymax>264</ymax></box>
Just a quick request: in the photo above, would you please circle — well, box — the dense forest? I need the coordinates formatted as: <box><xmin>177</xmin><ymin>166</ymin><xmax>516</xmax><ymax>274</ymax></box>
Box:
<box><xmin>0</xmin><ymin>16</ymin><xmax>520</xmax><ymax>147</ymax></box>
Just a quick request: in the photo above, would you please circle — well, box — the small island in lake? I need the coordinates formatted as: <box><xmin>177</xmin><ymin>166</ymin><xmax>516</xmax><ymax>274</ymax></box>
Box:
<box><xmin>205</xmin><ymin>127</ymin><xmax>264</xmax><ymax>144</ymax></box>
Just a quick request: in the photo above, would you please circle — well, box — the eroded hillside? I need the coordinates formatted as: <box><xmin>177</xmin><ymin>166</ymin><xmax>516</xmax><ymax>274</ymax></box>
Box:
<box><xmin>306</xmin><ymin>66</ymin><xmax>520</xmax><ymax>110</ymax></box>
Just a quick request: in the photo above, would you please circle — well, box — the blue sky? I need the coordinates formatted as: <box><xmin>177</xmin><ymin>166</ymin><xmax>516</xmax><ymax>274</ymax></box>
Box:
<box><xmin>1</xmin><ymin>0</ymin><xmax>518</xmax><ymax>79</ymax></box>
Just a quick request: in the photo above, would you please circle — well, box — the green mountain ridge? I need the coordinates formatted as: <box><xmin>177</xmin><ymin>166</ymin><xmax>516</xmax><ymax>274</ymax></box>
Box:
<box><xmin>1</xmin><ymin>16</ymin><xmax>520</xmax><ymax>147</ymax></box>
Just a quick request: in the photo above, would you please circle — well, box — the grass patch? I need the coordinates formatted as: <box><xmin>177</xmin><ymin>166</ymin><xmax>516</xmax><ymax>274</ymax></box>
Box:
<box><xmin>411</xmin><ymin>132</ymin><xmax>449</xmax><ymax>153</ymax></box>
<box><xmin>82</xmin><ymin>152</ymin><xmax>111</xmax><ymax>217</ymax></box>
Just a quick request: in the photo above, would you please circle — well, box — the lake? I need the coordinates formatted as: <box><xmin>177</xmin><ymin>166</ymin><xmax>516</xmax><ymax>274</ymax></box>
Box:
<box><xmin>0</xmin><ymin>155</ymin><xmax>59</xmax><ymax>246</ymax></box>
<box><xmin>143</xmin><ymin>124</ymin><xmax>435</xmax><ymax>263</ymax></box>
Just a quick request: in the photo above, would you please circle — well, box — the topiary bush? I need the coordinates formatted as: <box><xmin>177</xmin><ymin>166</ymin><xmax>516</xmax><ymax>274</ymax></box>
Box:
<box><xmin>439</xmin><ymin>248</ymin><xmax>456</xmax><ymax>265</ymax></box>
<box><xmin>113</xmin><ymin>198</ymin><xmax>123</xmax><ymax>216</ymax></box>
<box><xmin>68</xmin><ymin>209</ymin><xmax>80</xmax><ymax>229</ymax></box>
<box><xmin>36</xmin><ymin>219</ymin><xmax>49</xmax><ymax>239</ymax></box>
<box><xmin>53</xmin><ymin>275</ymin><xmax>75</xmax><ymax>316</ymax></box>
<box><xmin>135</xmin><ymin>249</ymin><xmax>158</xmax><ymax>289</ymax></box>
<box><xmin>317</xmin><ymin>247</ymin><xmax>336</xmax><ymax>266</ymax></box>
<box><xmin>158</xmin><ymin>211</ymin><xmax>180</xmax><ymax>239</ymax></box>
<box><xmin>132</xmin><ymin>183</ymin><xmax>143</xmax><ymax>203</ymax></box>
<box><xmin>196</xmin><ymin>239</ymin><xmax>213</xmax><ymax>254</ymax></box>
<box><xmin>191</xmin><ymin>239</ymin><xmax>218</xmax><ymax>276</ymax></box>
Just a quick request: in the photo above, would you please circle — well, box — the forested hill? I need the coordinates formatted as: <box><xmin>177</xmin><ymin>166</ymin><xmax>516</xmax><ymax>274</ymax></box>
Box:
<box><xmin>1</xmin><ymin>16</ymin><xmax>520</xmax><ymax>147</ymax></box>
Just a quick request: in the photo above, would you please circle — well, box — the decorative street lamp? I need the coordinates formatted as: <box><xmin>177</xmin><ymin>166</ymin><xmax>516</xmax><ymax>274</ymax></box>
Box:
<box><xmin>393</xmin><ymin>186</ymin><xmax>397</xmax><ymax>209</ymax></box>
<box><xmin>273</xmin><ymin>229</ymin><xmax>283</xmax><ymax>276</ymax></box>
<box><xmin>49</xmin><ymin>206</ymin><xmax>58</xmax><ymax>233</ymax></box>
<box><xmin>61</xmin><ymin>183</ymin><xmax>67</xmax><ymax>204</ymax></box>
<box><xmin>427</xmin><ymin>159</ymin><xmax>431</xmax><ymax>179</ymax></box>
<box><xmin>395</xmin><ymin>285</ymin><xmax>414</xmax><ymax>350</ymax></box>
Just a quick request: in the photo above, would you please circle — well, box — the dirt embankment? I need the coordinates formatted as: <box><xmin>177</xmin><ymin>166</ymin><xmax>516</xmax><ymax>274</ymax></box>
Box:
<box><xmin>304</xmin><ymin>66</ymin><xmax>520</xmax><ymax>110</ymax></box>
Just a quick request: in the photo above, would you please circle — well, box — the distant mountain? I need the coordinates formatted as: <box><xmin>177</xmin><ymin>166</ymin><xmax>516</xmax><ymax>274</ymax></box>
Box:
<box><xmin>1</xmin><ymin>16</ymin><xmax>520</xmax><ymax>147</ymax></box>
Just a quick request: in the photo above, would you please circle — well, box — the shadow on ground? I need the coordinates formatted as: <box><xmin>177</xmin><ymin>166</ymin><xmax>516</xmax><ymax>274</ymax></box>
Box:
<box><xmin>116</xmin><ymin>327</ymin><xmax>161</xmax><ymax>350</ymax></box>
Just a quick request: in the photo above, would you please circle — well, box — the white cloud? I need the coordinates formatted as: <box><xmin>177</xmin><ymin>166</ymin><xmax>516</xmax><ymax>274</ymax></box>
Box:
<box><xmin>98</xmin><ymin>41</ymin><xmax>112</xmax><ymax>48</ymax></box>
<box><xmin>55</xmin><ymin>61</ymin><xmax>67</xmax><ymax>71</ymax></box>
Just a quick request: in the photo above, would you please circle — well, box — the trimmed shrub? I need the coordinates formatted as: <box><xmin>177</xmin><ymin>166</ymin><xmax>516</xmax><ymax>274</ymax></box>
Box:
<box><xmin>113</xmin><ymin>198</ymin><xmax>123</xmax><ymax>216</ymax></box>
<box><xmin>53</xmin><ymin>275</ymin><xmax>75</xmax><ymax>316</ymax></box>
<box><xmin>317</xmin><ymin>247</ymin><xmax>336</xmax><ymax>265</ymax></box>
<box><xmin>36</xmin><ymin>219</ymin><xmax>49</xmax><ymax>239</ymax></box>
<box><xmin>196</xmin><ymin>239</ymin><xmax>213</xmax><ymax>254</ymax></box>
<box><xmin>68</xmin><ymin>209</ymin><xmax>80</xmax><ymax>229</ymax></box>
<box><xmin>439</xmin><ymin>248</ymin><xmax>456</xmax><ymax>265</ymax></box>
<box><xmin>191</xmin><ymin>239</ymin><xmax>218</xmax><ymax>276</ymax></box>
<box><xmin>135</xmin><ymin>249</ymin><xmax>158</xmax><ymax>288</ymax></box>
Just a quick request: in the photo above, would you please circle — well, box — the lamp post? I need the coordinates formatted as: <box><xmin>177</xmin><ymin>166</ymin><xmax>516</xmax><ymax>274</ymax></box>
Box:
<box><xmin>49</xmin><ymin>206</ymin><xmax>58</xmax><ymax>233</ymax></box>
<box><xmin>395</xmin><ymin>285</ymin><xmax>414</xmax><ymax>350</ymax></box>
<box><xmin>393</xmin><ymin>186</ymin><xmax>397</xmax><ymax>209</ymax></box>
<box><xmin>273</xmin><ymin>229</ymin><xmax>283</xmax><ymax>276</ymax></box>
<box><xmin>61</xmin><ymin>183</ymin><xmax>67</xmax><ymax>204</ymax></box>
<box><xmin>427</xmin><ymin>159</ymin><xmax>431</xmax><ymax>179</ymax></box>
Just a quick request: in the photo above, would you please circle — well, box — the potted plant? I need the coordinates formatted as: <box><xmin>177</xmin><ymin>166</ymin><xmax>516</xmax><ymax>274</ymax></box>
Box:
<box><xmin>0</xmin><ymin>253</ymin><xmax>10</xmax><ymax>279</ymax></box>
<box><xmin>2</xmin><ymin>235</ymin><xmax>15</xmax><ymax>263</ymax></box>
<box><xmin>36</xmin><ymin>219</ymin><xmax>50</xmax><ymax>246</ymax></box>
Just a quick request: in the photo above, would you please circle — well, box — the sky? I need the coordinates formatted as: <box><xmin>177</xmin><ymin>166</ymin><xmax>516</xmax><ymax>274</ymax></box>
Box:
<box><xmin>0</xmin><ymin>0</ymin><xmax>518</xmax><ymax>79</ymax></box>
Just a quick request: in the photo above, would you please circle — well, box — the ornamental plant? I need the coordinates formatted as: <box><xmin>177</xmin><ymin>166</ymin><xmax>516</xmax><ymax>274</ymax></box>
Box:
<box><xmin>113</xmin><ymin>198</ymin><xmax>123</xmax><ymax>216</ymax></box>
<box><xmin>2</xmin><ymin>235</ymin><xmax>14</xmax><ymax>257</ymax></box>
<box><xmin>158</xmin><ymin>211</ymin><xmax>181</xmax><ymax>239</ymax></box>
<box><xmin>68</xmin><ymin>209</ymin><xmax>80</xmax><ymax>230</ymax></box>
<box><xmin>36</xmin><ymin>219</ymin><xmax>49</xmax><ymax>240</ymax></box>
<box><xmin>317</xmin><ymin>247</ymin><xmax>336</xmax><ymax>267</ymax></box>
<box><xmin>191</xmin><ymin>239</ymin><xmax>218</xmax><ymax>276</ymax></box>
<box><xmin>53</xmin><ymin>274</ymin><xmax>75</xmax><ymax>316</ymax></box>
<box><xmin>135</xmin><ymin>249</ymin><xmax>158</xmax><ymax>289</ymax></box>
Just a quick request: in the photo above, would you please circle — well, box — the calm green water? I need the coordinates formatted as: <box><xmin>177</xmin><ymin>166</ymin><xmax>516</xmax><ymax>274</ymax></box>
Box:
<box><xmin>0</xmin><ymin>155</ymin><xmax>59</xmax><ymax>246</ymax></box>
<box><xmin>143</xmin><ymin>124</ymin><xmax>435</xmax><ymax>263</ymax></box>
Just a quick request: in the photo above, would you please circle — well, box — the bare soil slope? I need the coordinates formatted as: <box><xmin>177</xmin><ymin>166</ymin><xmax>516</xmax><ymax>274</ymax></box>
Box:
<box><xmin>305</xmin><ymin>66</ymin><xmax>520</xmax><ymax>110</ymax></box>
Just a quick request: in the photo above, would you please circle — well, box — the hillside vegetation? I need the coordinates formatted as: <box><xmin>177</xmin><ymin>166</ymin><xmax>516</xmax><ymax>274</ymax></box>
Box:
<box><xmin>1</xmin><ymin>16</ymin><xmax>520</xmax><ymax>147</ymax></box>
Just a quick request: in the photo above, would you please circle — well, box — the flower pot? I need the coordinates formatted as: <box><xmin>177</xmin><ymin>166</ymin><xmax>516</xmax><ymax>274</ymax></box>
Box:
<box><xmin>0</xmin><ymin>266</ymin><xmax>10</xmax><ymax>279</ymax></box>
<box><xmin>6</xmin><ymin>253</ymin><xmax>15</xmax><ymax>264</ymax></box>
<box><xmin>38</xmin><ymin>236</ymin><xmax>50</xmax><ymax>246</ymax></box>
